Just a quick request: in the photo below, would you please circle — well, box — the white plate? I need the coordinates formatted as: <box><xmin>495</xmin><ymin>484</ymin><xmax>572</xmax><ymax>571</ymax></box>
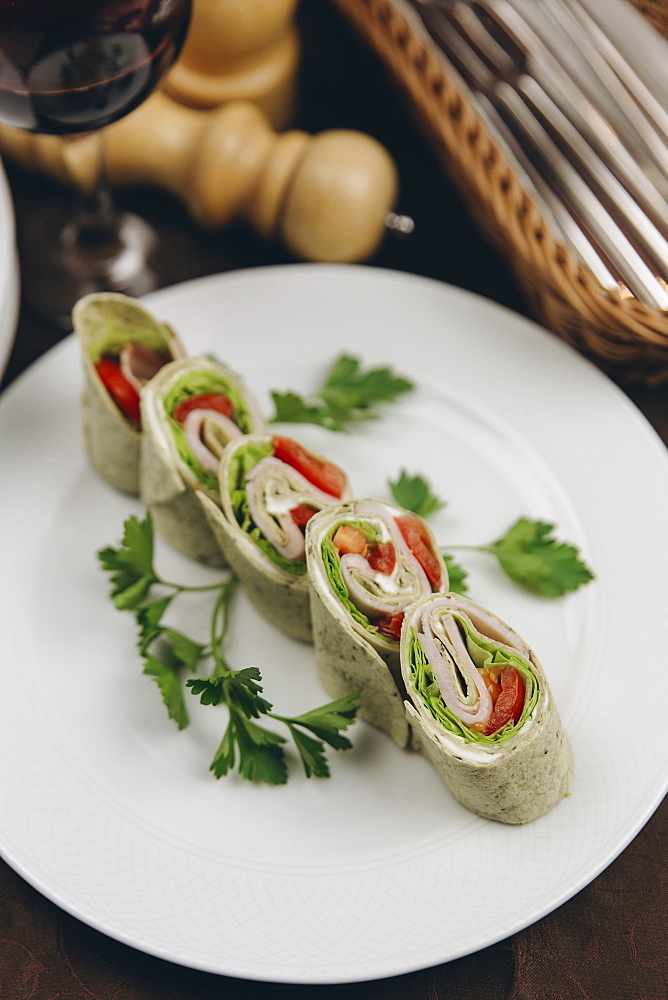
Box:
<box><xmin>0</xmin><ymin>157</ymin><xmax>20</xmax><ymax>378</ymax></box>
<box><xmin>1</xmin><ymin>264</ymin><xmax>667</xmax><ymax>985</ymax></box>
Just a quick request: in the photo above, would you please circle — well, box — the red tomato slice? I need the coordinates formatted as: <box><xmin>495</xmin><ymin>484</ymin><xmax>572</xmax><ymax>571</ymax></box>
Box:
<box><xmin>95</xmin><ymin>358</ymin><xmax>141</xmax><ymax>426</ymax></box>
<box><xmin>395</xmin><ymin>515</ymin><xmax>442</xmax><ymax>588</ymax></box>
<box><xmin>367</xmin><ymin>541</ymin><xmax>397</xmax><ymax>575</ymax></box>
<box><xmin>290</xmin><ymin>504</ymin><xmax>317</xmax><ymax>530</ymax></box>
<box><xmin>173</xmin><ymin>393</ymin><xmax>234</xmax><ymax>423</ymax></box>
<box><xmin>272</xmin><ymin>436</ymin><xmax>346</xmax><ymax>498</ymax></box>
<box><xmin>484</xmin><ymin>667</ymin><xmax>526</xmax><ymax>735</ymax></box>
<box><xmin>376</xmin><ymin>612</ymin><xmax>404</xmax><ymax>641</ymax></box>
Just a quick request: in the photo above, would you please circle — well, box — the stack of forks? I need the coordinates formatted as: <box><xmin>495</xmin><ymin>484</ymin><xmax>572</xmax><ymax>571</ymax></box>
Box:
<box><xmin>413</xmin><ymin>0</ymin><xmax>668</xmax><ymax>308</ymax></box>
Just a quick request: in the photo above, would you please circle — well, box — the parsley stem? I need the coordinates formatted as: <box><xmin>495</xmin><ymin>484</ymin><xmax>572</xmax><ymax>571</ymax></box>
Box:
<box><xmin>159</xmin><ymin>579</ymin><xmax>228</xmax><ymax>594</ymax></box>
<box><xmin>267</xmin><ymin>713</ymin><xmax>296</xmax><ymax>731</ymax></box>
<box><xmin>210</xmin><ymin>576</ymin><xmax>238</xmax><ymax>677</ymax></box>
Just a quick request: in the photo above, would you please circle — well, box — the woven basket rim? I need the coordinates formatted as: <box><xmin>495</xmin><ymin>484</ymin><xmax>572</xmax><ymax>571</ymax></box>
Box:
<box><xmin>332</xmin><ymin>0</ymin><xmax>668</xmax><ymax>386</ymax></box>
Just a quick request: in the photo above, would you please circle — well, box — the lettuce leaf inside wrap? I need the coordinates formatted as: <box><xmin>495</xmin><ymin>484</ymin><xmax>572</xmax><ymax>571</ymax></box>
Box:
<box><xmin>87</xmin><ymin>323</ymin><xmax>172</xmax><ymax>363</ymax></box>
<box><xmin>407</xmin><ymin>614</ymin><xmax>539</xmax><ymax>745</ymax></box>
<box><xmin>163</xmin><ymin>371</ymin><xmax>256</xmax><ymax>495</ymax></box>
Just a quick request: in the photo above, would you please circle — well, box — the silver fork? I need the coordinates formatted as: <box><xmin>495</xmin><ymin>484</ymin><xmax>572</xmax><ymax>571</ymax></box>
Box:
<box><xmin>512</xmin><ymin>0</ymin><xmax>668</xmax><ymax>201</ymax></box>
<box><xmin>414</xmin><ymin>0</ymin><xmax>668</xmax><ymax>307</ymax></box>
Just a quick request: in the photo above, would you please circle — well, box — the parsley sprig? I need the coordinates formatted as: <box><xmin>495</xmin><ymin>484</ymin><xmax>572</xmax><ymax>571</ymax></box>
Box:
<box><xmin>389</xmin><ymin>470</ymin><xmax>446</xmax><ymax>518</ymax></box>
<box><xmin>98</xmin><ymin>513</ymin><xmax>358</xmax><ymax>783</ymax></box>
<box><xmin>442</xmin><ymin>553</ymin><xmax>470</xmax><ymax>595</ymax></box>
<box><xmin>387</xmin><ymin>473</ymin><xmax>593</xmax><ymax>597</ymax></box>
<box><xmin>271</xmin><ymin>354</ymin><xmax>414</xmax><ymax>431</ymax></box>
<box><xmin>442</xmin><ymin>520</ymin><xmax>594</xmax><ymax>598</ymax></box>
<box><xmin>449</xmin><ymin>517</ymin><xmax>595</xmax><ymax>598</ymax></box>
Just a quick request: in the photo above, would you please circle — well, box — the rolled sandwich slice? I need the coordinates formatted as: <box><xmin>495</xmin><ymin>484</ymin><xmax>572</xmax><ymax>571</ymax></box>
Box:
<box><xmin>73</xmin><ymin>292</ymin><xmax>186</xmax><ymax>494</ymax></box>
<box><xmin>306</xmin><ymin>499</ymin><xmax>448</xmax><ymax>747</ymax></box>
<box><xmin>401</xmin><ymin>593</ymin><xmax>574</xmax><ymax>823</ymax></box>
<box><xmin>140</xmin><ymin>356</ymin><xmax>267</xmax><ymax>565</ymax></box>
<box><xmin>197</xmin><ymin>434</ymin><xmax>351</xmax><ymax>641</ymax></box>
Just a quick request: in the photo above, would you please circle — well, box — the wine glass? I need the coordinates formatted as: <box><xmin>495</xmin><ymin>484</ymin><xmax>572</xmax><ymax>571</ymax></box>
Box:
<box><xmin>0</xmin><ymin>0</ymin><xmax>191</xmax><ymax>327</ymax></box>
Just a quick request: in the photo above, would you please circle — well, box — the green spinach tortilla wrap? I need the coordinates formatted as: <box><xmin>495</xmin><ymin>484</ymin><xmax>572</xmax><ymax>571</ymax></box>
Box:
<box><xmin>401</xmin><ymin>593</ymin><xmax>574</xmax><ymax>824</ymax></box>
<box><xmin>73</xmin><ymin>292</ymin><xmax>186</xmax><ymax>495</ymax></box>
<box><xmin>305</xmin><ymin>499</ymin><xmax>448</xmax><ymax>747</ymax></box>
<box><xmin>139</xmin><ymin>356</ymin><xmax>267</xmax><ymax>565</ymax></box>
<box><xmin>197</xmin><ymin>434</ymin><xmax>352</xmax><ymax>641</ymax></box>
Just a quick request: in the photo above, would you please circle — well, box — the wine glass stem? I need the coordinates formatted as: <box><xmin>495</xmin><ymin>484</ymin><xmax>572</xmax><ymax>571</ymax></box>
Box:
<box><xmin>19</xmin><ymin>128</ymin><xmax>158</xmax><ymax>327</ymax></box>
<box><xmin>64</xmin><ymin>130</ymin><xmax>116</xmax><ymax>246</ymax></box>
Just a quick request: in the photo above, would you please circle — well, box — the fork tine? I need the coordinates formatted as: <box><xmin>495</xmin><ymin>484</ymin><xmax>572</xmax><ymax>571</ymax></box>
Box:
<box><xmin>565</xmin><ymin>0</ymin><xmax>668</xmax><ymax>142</ymax></box>
<box><xmin>512</xmin><ymin>0</ymin><xmax>668</xmax><ymax>184</ymax></box>
<box><xmin>415</xmin><ymin>0</ymin><xmax>668</xmax><ymax>306</ymax></box>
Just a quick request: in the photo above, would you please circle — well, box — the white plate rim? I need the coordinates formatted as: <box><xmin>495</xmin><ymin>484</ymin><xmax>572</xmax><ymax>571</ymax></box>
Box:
<box><xmin>0</xmin><ymin>157</ymin><xmax>20</xmax><ymax>378</ymax></box>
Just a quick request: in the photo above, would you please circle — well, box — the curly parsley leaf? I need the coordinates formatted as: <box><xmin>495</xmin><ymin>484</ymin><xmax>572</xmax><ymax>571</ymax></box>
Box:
<box><xmin>271</xmin><ymin>693</ymin><xmax>359</xmax><ymax>777</ymax></box>
<box><xmin>138</xmin><ymin>625</ymin><xmax>206</xmax><ymax>731</ymax></box>
<box><xmin>187</xmin><ymin>669</ymin><xmax>273</xmax><ymax>719</ymax></box>
<box><xmin>135</xmin><ymin>595</ymin><xmax>174</xmax><ymax>653</ymax></box>
<box><xmin>142</xmin><ymin>653</ymin><xmax>190</xmax><ymax>730</ymax></box>
<box><xmin>229</xmin><ymin>710</ymin><xmax>288</xmax><ymax>784</ymax></box>
<box><xmin>187</xmin><ymin>675</ymin><xmax>226</xmax><ymax>706</ymax></box>
<box><xmin>98</xmin><ymin>512</ymin><xmax>158</xmax><ymax>609</ymax></box>
<box><xmin>485</xmin><ymin>518</ymin><xmax>594</xmax><ymax>597</ymax></box>
<box><xmin>227</xmin><ymin>668</ymin><xmax>273</xmax><ymax>717</ymax></box>
<box><xmin>284</xmin><ymin>726</ymin><xmax>331</xmax><ymax>779</ymax></box>
<box><xmin>281</xmin><ymin>693</ymin><xmax>359</xmax><ymax>748</ymax></box>
<box><xmin>270</xmin><ymin>390</ymin><xmax>335</xmax><ymax>429</ymax></box>
<box><xmin>320</xmin><ymin>355</ymin><xmax>414</xmax><ymax>415</ymax></box>
<box><xmin>191</xmin><ymin>676</ymin><xmax>359</xmax><ymax>782</ymax></box>
<box><xmin>389</xmin><ymin>470</ymin><xmax>445</xmax><ymax>518</ymax></box>
<box><xmin>160</xmin><ymin>628</ymin><xmax>207</xmax><ymax>670</ymax></box>
<box><xmin>209</xmin><ymin>717</ymin><xmax>236</xmax><ymax>778</ymax></box>
<box><xmin>100</xmin><ymin>513</ymin><xmax>358</xmax><ymax>784</ymax></box>
<box><xmin>446</xmin><ymin>518</ymin><xmax>593</xmax><ymax>597</ymax></box>
<box><xmin>203</xmin><ymin>697</ymin><xmax>288</xmax><ymax>784</ymax></box>
<box><xmin>441</xmin><ymin>553</ymin><xmax>469</xmax><ymax>594</ymax></box>
<box><xmin>271</xmin><ymin>354</ymin><xmax>414</xmax><ymax>431</ymax></box>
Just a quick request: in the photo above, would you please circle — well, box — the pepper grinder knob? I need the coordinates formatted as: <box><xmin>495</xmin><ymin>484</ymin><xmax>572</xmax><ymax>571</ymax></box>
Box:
<box><xmin>0</xmin><ymin>93</ymin><xmax>400</xmax><ymax>263</ymax></box>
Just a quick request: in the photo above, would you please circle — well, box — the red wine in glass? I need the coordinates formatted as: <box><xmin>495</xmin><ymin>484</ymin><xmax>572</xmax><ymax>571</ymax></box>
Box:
<box><xmin>0</xmin><ymin>0</ymin><xmax>191</xmax><ymax>133</ymax></box>
<box><xmin>0</xmin><ymin>0</ymin><xmax>192</xmax><ymax>326</ymax></box>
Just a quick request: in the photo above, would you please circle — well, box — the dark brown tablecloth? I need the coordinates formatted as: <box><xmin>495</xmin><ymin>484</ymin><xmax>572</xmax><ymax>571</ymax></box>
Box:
<box><xmin>1</xmin><ymin>2</ymin><xmax>666</xmax><ymax>997</ymax></box>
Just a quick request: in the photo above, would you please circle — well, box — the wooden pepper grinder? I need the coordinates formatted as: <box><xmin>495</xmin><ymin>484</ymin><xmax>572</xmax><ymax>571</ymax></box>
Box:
<box><xmin>163</xmin><ymin>0</ymin><xmax>301</xmax><ymax>129</ymax></box>
<box><xmin>0</xmin><ymin>92</ymin><xmax>400</xmax><ymax>262</ymax></box>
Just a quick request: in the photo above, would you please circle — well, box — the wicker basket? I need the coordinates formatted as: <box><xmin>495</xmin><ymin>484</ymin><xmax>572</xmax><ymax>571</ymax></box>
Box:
<box><xmin>631</xmin><ymin>0</ymin><xmax>668</xmax><ymax>36</ymax></box>
<box><xmin>331</xmin><ymin>0</ymin><xmax>668</xmax><ymax>387</ymax></box>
